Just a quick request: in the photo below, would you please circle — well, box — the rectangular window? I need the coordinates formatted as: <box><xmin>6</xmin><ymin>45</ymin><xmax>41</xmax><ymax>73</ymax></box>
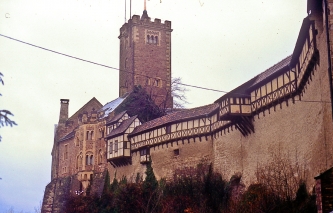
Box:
<box><xmin>174</xmin><ymin>149</ymin><xmax>180</xmax><ymax>156</ymax></box>
<box><xmin>115</xmin><ymin>140</ymin><xmax>118</xmax><ymax>152</ymax></box>
<box><xmin>166</xmin><ymin>125</ymin><xmax>171</xmax><ymax>134</ymax></box>
<box><xmin>109</xmin><ymin>142</ymin><xmax>113</xmax><ymax>154</ymax></box>
<box><xmin>64</xmin><ymin>144</ymin><xmax>68</xmax><ymax>160</ymax></box>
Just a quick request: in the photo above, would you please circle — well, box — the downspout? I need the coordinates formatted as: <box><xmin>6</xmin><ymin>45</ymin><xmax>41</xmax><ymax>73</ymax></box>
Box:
<box><xmin>324</xmin><ymin>0</ymin><xmax>333</xmax><ymax>120</ymax></box>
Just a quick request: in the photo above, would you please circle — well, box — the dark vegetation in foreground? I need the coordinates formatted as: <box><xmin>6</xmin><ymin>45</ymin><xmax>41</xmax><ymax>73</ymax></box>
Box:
<box><xmin>65</xmin><ymin>160</ymin><xmax>316</xmax><ymax>213</ymax></box>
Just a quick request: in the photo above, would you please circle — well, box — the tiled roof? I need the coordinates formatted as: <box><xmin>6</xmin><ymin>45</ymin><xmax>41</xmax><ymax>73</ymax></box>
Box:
<box><xmin>106</xmin><ymin>115</ymin><xmax>138</xmax><ymax>138</ymax></box>
<box><xmin>106</xmin><ymin>111</ymin><xmax>127</xmax><ymax>125</ymax></box>
<box><xmin>58</xmin><ymin>130</ymin><xmax>75</xmax><ymax>143</ymax></box>
<box><xmin>215</xmin><ymin>55</ymin><xmax>291</xmax><ymax>102</ymax></box>
<box><xmin>249</xmin><ymin>55</ymin><xmax>291</xmax><ymax>89</ymax></box>
<box><xmin>130</xmin><ymin>103</ymin><xmax>219</xmax><ymax>136</ymax></box>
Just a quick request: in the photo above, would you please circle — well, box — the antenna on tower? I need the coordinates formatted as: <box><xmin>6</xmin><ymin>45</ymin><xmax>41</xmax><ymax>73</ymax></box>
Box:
<box><xmin>144</xmin><ymin>0</ymin><xmax>162</xmax><ymax>11</ymax></box>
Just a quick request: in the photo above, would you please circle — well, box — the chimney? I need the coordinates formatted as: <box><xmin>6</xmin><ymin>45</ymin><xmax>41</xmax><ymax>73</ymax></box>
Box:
<box><xmin>59</xmin><ymin>99</ymin><xmax>69</xmax><ymax>123</ymax></box>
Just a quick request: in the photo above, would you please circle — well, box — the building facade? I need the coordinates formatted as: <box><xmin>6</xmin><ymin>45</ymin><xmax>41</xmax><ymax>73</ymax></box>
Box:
<box><xmin>42</xmin><ymin>2</ymin><xmax>333</xmax><ymax>212</ymax></box>
<box><xmin>118</xmin><ymin>10</ymin><xmax>173</xmax><ymax>108</ymax></box>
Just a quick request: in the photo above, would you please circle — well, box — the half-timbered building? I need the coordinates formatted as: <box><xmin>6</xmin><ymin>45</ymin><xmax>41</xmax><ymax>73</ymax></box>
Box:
<box><xmin>106</xmin><ymin>111</ymin><xmax>141</xmax><ymax>167</ymax></box>
<box><xmin>43</xmin><ymin>1</ymin><xmax>333</xmax><ymax>212</ymax></box>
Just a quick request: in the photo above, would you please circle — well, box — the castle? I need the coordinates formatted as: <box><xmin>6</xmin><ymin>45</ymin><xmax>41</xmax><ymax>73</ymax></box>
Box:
<box><xmin>42</xmin><ymin>1</ymin><xmax>333</xmax><ymax>212</ymax></box>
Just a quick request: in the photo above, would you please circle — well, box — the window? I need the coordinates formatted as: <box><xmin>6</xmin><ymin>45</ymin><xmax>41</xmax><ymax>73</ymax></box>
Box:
<box><xmin>90</xmin><ymin>131</ymin><xmax>94</xmax><ymax>140</ymax></box>
<box><xmin>146</xmin><ymin>77</ymin><xmax>151</xmax><ymax>86</ymax></box>
<box><xmin>109</xmin><ymin>142</ymin><xmax>113</xmax><ymax>154</ymax></box>
<box><xmin>64</xmin><ymin>144</ymin><xmax>68</xmax><ymax>160</ymax></box>
<box><xmin>166</xmin><ymin>125</ymin><xmax>171</xmax><ymax>134</ymax></box>
<box><xmin>114</xmin><ymin>140</ymin><xmax>118</xmax><ymax>152</ymax></box>
<box><xmin>85</xmin><ymin>152</ymin><xmax>94</xmax><ymax>165</ymax></box>
<box><xmin>86</xmin><ymin>131</ymin><xmax>89</xmax><ymax>140</ymax></box>
<box><xmin>140</xmin><ymin>149</ymin><xmax>146</xmax><ymax>156</ymax></box>
<box><xmin>140</xmin><ymin>148</ymin><xmax>150</xmax><ymax>156</ymax></box>
<box><xmin>174</xmin><ymin>149</ymin><xmax>180</xmax><ymax>156</ymax></box>
<box><xmin>98</xmin><ymin>150</ymin><xmax>103</xmax><ymax>164</ymax></box>
<box><xmin>77</xmin><ymin>153</ymin><xmax>83</xmax><ymax>169</ymax></box>
<box><xmin>146</xmin><ymin>34</ymin><xmax>159</xmax><ymax>45</ymax></box>
<box><xmin>153</xmin><ymin>78</ymin><xmax>162</xmax><ymax>87</ymax></box>
<box><xmin>90</xmin><ymin>155</ymin><xmax>94</xmax><ymax>165</ymax></box>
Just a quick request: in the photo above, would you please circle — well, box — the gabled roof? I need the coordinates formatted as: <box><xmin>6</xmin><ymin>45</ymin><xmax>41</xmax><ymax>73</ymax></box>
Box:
<box><xmin>98</xmin><ymin>95</ymin><xmax>128</xmax><ymax>119</ymax></box>
<box><xmin>106</xmin><ymin>115</ymin><xmax>138</xmax><ymax>138</ymax></box>
<box><xmin>106</xmin><ymin>111</ymin><xmax>127</xmax><ymax>126</ymax></box>
<box><xmin>68</xmin><ymin>97</ymin><xmax>103</xmax><ymax>122</ymax></box>
<box><xmin>130</xmin><ymin>103</ymin><xmax>219</xmax><ymax>136</ymax></box>
<box><xmin>58</xmin><ymin>130</ymin><xmax>75</xmax><ymax>143</ymax></box>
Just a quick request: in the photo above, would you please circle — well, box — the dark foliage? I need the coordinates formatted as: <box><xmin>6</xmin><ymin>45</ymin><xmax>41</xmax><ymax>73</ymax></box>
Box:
<box><xmin>0</xmin><ymin>72</ymin><xmax>17</xmax><ymax>141</ymax></box>
<box><xmin>64</xmin><ymin>163</ymin><xmax>316</xmax><ymax>213</ymax></box>
<box><xmin>115</xmin><ymin>85</ymin><xmax>165</xmax><ymax>123</ymax></box>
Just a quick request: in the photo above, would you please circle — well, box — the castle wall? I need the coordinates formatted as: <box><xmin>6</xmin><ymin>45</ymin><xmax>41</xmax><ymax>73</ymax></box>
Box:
<box><xmin>150</xmin><ymin>137</ymin><xmax>214</xmax><ymax>180</ymax></box>
<box><xmin>213</xmin><ymin>25</ymin><xmax>333</xmax><ymax>187</ymax></box>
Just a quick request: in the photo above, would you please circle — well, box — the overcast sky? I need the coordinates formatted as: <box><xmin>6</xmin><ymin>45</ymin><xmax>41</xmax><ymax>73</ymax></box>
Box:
<box><xmin>0</xmin><ymin>0</ymin><xmax>306</xmax><ymax>212</ymax></box>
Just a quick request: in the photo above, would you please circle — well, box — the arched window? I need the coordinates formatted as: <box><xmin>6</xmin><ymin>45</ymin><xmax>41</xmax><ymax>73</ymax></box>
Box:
<box><xmin>90</xmin><ymin>155</ymin><xmax>94</xmax><ymax>165</ymax></box>
<box><xmin>86</xmin><ymin>131</ymin><xmax>89</xmax><ymax>140</ymax></box>
<box><xmin>77</xmin><ymin>153</ymin><xmax>83</xmax><ymax>169</ymax></box>
<box><xmin>146</xmin><ymin>35</ymin><xmax>150</xmax><ymax>43</ymax></box>
<box><xmin>155</xmin><ymin>36</ymin><xmax>158</xmax><ymax>45</ymax></box>
<box><xmin>98</xmin><ymin>149</ymin><xmax>103</xmax><ymax>164</ymax></box>
<box><xmin>86</xmin><ymin>155</ymin><xmax>89</xmax><ymax>165</ymax></box>
<box><xmin>85</xmin><ymin>152</ymin><xmax>94</xmax><ymax>165</ymax></box>
<box><xmin>84</xmin><ymin>174</ymin><xmax>87</xmax><ymax>180</ymax></box>
<box><xmin>90</xmin><ymin>131</ymin><xmax>94</xmax><ymax>140</ymax></box>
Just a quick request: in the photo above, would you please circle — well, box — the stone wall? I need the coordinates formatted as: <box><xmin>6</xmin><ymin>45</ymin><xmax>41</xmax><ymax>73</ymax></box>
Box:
<box><xmin>213</xmin><ymin>21</ymin><xmax>333</xmax><ymax>187</ymax></box>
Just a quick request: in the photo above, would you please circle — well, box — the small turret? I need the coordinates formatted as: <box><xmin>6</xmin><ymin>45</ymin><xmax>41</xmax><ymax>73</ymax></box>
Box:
<box><xmin>59</xmin><ymin>99</ymin><xmax>69</xmax><ymax>123</ymax></box>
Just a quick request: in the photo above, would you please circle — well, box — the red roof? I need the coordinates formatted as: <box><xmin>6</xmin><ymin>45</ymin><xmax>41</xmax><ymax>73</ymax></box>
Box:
<box><xmin>130</xmin><ymin>103</ymin><xmax>219</xmax><ymax>136</ymax></box>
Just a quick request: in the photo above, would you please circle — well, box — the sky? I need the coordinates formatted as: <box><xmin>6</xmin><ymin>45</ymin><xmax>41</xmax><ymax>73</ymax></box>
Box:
<box><xmin>0</xmin><ymin>0</ymin><xmax>307</xmax><ymax>212</ymax></box>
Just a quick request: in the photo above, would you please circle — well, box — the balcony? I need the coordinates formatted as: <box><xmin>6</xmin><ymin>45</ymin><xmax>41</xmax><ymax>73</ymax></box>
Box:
<box><xmin>219</xmin><ymin>97</ymin><xmax>251</xmax><ymax>120</ymax></box>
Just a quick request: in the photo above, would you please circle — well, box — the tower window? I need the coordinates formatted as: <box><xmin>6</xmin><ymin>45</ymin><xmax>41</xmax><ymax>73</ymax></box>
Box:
<box><xmin>146</xmin><ymin>34</ymin><xmax>159</xmax><ymax>45</ymax></box>
<box><xmin>153</xmin><ymin>78</ymin><xmax>162</xmax><ymax>87</ymax></box>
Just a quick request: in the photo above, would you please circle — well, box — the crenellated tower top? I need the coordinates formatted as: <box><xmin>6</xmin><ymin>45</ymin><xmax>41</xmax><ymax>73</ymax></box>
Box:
<box><xmin>118</xmin><ymin>9</ymin><xmax>173</xmax><ymax>108</ymax></box>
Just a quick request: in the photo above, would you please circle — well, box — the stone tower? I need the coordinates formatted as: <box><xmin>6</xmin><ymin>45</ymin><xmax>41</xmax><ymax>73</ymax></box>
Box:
<box><xmin>118</xmin><ymin>9</ymin><xmax>173</xmax><ymax>108</ymax></box>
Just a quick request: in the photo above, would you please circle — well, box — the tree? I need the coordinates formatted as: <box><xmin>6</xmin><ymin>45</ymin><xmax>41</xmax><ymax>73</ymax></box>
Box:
<box><xmin>115</xmin><ymin>85</ymin><xmax>165</xmax><ymax>123</ymax></box>
<box><xmin>0</xmin><ymin>72</ymin><xmax>16</xmax><ymax>141</ymax></box>
<box><xmin>171</xmin><ymin>77</ymin><xmax>189</xmax><ymax>109</ymax></box>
